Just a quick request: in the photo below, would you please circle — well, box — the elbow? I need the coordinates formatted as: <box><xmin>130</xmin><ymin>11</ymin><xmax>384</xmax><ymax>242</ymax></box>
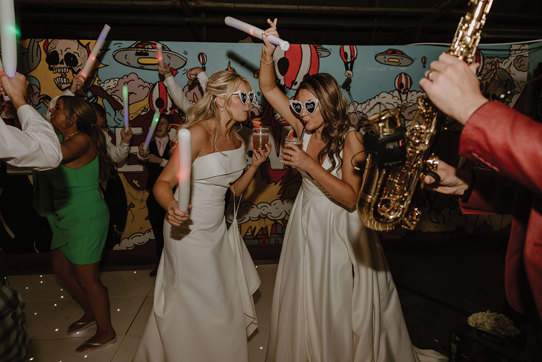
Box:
<box><xmin>344</xmin><ymin>201</ymin><xmax>357</xmax><ymax>212</ymax></box>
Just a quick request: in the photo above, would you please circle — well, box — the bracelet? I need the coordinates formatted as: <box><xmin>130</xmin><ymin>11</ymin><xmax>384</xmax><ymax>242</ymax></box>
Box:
<box><xmin>261</xmin><ymin>58</ymin><xmax>273</xmax><ymax>65</ymax></box>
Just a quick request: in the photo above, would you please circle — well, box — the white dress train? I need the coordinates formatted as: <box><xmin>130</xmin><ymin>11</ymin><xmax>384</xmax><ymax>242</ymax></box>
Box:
<box><xmin>266</xmin><ymin>132</ymin><xmax>446</xmax><ymax>362</ymax></box>
<box><xmin>134</xmin><ymin>145</ymin><xmax>260</xmax><ymax>362</ymax></box>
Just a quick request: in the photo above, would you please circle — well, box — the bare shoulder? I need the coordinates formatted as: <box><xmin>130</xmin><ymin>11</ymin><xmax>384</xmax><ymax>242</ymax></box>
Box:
<box><xmin>187</xmin><ymin>122</ymin><xmax>212</xmax><ymax>154</ymax></box>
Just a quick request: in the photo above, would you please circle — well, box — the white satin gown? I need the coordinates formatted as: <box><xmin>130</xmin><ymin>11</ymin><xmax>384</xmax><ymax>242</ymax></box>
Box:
<box><xmin>134</xmin><ymin>145</ymin><xmax>260</xmax><ymax>362</ymax></box>
<box><xmin>266</xmin><ymin>132</ymin><xmax>446</xmax><ymax>362</ymax></box>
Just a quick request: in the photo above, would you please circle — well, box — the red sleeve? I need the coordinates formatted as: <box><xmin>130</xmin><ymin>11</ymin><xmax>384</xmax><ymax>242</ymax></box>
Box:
<box><xmin>459</xmin><ymin>101</ymin><xmax>542</xmax><ymax>197</ymax></box>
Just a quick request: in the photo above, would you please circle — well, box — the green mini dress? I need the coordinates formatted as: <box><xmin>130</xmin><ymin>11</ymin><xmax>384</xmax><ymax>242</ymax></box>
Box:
<box><xmin>35</xmin><ymin>157</ymin><xmax>109</xmax><ymax>265</ymax></box>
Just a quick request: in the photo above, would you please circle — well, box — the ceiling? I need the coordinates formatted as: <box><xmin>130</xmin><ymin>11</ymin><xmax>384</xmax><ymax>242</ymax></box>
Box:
<box><xmin>14</xmin><ymin>0</ymin><xmax>542</xmax><ymax>45</ymax></box>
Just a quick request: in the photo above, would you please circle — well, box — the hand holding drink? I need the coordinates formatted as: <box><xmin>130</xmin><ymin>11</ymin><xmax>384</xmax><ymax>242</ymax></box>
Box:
<box><xmin>252</xmin><ymin>126</ymin><xmax>269</xmax><ymax>151</ymax></box>
<box><xmin>282</xmin><ymin>130</ymin><xmax>303</xmax><ymax>169</ymax></box>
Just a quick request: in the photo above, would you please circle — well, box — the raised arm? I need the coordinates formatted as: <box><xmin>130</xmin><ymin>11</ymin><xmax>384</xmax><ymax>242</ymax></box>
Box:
<box><xmin>0</xmin><ymin>72</ymin><xmax>62</xmax><ymax>170</ymax></box>
<box><xmin>160</xmin><ymin>64</ymin><xmax>207</xmax><ymax>113</ymax></box>
<box><xmin>259</xmin><ymin>19</ymin><xmax>303</xmax><ymax>136</ymax></box>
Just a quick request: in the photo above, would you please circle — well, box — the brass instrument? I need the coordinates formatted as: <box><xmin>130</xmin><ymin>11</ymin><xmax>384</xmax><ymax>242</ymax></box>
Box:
<box><xmin>357</xmin><ymin>0</ymin><xmax>494</xmax><ymax>231</ymax></box>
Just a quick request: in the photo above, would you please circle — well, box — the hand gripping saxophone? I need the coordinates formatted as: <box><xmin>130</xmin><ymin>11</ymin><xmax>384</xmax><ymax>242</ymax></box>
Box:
<box><xmin>357</xmin><ymin>0</ymin><xmax>494</xmax><ymax>231</ymax></box>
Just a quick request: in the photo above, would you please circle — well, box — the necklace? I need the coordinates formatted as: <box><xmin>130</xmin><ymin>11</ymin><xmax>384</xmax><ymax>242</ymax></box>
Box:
<box><xmin>63</xmin><ymin>131</ymin><xmax>80</xmax><ymax>143</ymax></box>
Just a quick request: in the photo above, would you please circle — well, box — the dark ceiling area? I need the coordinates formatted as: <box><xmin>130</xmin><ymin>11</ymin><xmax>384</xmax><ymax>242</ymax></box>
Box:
<box><xmin>15</xmin><ymin>0</ymin><xmax>542</xmax><ymax>46</ymax></box>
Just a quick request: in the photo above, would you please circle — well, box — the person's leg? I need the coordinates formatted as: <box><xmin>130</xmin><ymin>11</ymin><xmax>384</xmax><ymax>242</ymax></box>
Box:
<box><xmin>72</xmin><ymin>263</ymin><xmax>116</xmax><ymax>350</ymax></box>
<box><xmin>147</xmin><ymin>194</ymin><xmax>166</xmax><ymax>275</ymax></box>
<box><xmin>51</xmin><ymin>249</ymin><xmax>94</xmax><ymax>328</ymax></box>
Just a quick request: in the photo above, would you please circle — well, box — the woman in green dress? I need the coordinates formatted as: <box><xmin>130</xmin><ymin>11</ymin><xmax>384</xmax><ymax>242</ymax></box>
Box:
<box><xmin>36</xmin><ymin>96</ymin><xmax>116</xmax><ymax>352</ymax></box>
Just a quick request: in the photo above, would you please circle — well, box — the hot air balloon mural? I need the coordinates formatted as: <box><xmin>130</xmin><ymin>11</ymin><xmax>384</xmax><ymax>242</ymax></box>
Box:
<box><xmin>340</xmin><ymin>45</ymin><xmax>358</xmax><ymax>78</ymax></box>
<box><xmin>394</xmin><ymin>72</ymin><xmax>412</xmax><ymax>102</ymax></box>
<box><xmin>198</xmin><ymin>52</ymin><xmax>207</xmax><ymax>71</ymax></box>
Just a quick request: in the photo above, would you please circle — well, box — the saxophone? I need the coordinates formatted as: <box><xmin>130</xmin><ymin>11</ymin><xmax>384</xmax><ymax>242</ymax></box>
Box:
<box><xmin>356</xmin><ymin>0</ymin><xmax>494</xmax><ymax>231</ymax></box>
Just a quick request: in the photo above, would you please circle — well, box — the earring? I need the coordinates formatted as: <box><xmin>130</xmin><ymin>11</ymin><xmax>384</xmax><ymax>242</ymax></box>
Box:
<box><xmin>221</xmin><ymin>107</ymin><xmax>224</xmax><ymax>112</ymax></box>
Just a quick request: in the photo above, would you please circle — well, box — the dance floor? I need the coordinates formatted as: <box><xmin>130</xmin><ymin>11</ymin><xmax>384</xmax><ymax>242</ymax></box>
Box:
<box><xmin>8</xmin><ymin>264</ymin><xmax>277</xmax><ymax>362</ymax></box>
<box><xmin>6</xmin><ymin>233</ymin><xmax>513</xmax><ymax>361</ymax></box>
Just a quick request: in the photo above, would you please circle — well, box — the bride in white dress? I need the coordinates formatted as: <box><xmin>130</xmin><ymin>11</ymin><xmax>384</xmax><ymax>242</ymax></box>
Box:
<box><xmin>134</xmin><ymin>70</ymin><xmax>271</xmax><ymax>362</ymax></box>
<box><xmin>260</xmin><ymin>20</ymin><xmax>446</xmax><ymax>362</ymax></box>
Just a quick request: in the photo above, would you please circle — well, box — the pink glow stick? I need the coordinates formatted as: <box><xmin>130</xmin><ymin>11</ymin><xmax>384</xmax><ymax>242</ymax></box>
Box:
<box><xmin>176</xmin><ymin>129</ymin><xmax>192</xmax><ymax>212</ymax></box>
<box><xmin>156</xmin><ymin>43</ymin><xmax>165</xmax><ymax>69</ymax></box>
<box><xmin>224</xmin><ymin>16</ymin><xmax>290</xmax><ymax>51</ymax></box>
<box><xmin>79</xmin><ymin>24</ymin><xmax>111</xmax><ymax>79</ymax></box>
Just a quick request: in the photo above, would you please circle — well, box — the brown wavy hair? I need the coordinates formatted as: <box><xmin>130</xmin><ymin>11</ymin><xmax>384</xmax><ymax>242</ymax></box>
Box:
<box><xmin>60</xmin><ymin>96</ymin><xmax>115</xmax><ymax>182</ymax></box>
<box><xmin>298</xmin><ymin>73</ymin><xmax>352</xmax><ymax>171</ymax></box>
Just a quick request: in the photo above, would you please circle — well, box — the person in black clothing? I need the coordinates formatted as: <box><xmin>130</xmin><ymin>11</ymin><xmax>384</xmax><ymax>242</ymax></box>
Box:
<box><xmin>138</xmin><ymin>115</ymin><xmax>172</xmax><ymax>276</ymax></box>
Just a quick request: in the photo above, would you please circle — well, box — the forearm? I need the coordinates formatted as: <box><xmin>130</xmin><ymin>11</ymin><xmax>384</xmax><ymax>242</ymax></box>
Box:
<box><xmin>3</xmin><ymin>105</ymin><xmax>62</xmax><ymax>170</ymax></box>
<box><xmin>305</xmin><ymin>162</ymin><xmax>358</xmax><ymax>211</ymax></box>
<box><xmin>164</xmin><ymin>76</ymin><xmax>191</xmax><ymax>112</ymax></box>
<box><xmin>107</xmin><ymin>139</ymin><xmax>130</xmax><ymax>163</ymax></box>
<box><xmin>231</xmin><ymin>164</ymin><xmax>259</xmax><ymax>196</ymax></box>
<box><xmin>153</xmin><ymin>179</ymin><xmax>175</xmax><ymax>211</ymax></box>
<box><xmin>259</xmin><ymin>51</ymin><xmax>276</xmax><ymax>94</ymax></box>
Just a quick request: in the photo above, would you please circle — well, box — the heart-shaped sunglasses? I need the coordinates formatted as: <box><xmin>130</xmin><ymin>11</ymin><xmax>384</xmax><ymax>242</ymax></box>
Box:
<box><xmin>232</xmin><ymin>90</ymin><xmax>255</xmax><ymax>104</ymax></box>
<box><xmin>289</xmin><ymin>98</ymin><xmax>319</xmax><ymax>115</ymax></box>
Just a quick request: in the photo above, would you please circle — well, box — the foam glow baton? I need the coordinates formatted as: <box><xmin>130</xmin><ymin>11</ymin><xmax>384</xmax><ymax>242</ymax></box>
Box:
<box><xmin>143</xmin><ymin>111</ymin><xmax>160</xmax><ymax>150</ymax></box>
<box><xmin>79</xmin><ymin>24</ymin><xmax>111</xmax><ymax>79</ymax></box>
<box><xmin>224</xmin><ymin>16</ymin><xmax>290</xmax><ymax>51</ymax></box>
<box><xmin>0</xmin><ymin>0</ymin><xmax>17</xmax><ymax>78</ymax></box>
<box><xmin>122</xmin><ymin>85</ymin><xmax>129</xmax><ymax>131</ymax></box>
<box><xmin>176</xmin><ymin>129</ymin><xmax>191</xmax><ymax>212</ymax></box>
<box><xmin>155</xmin><ymin>43</ymin><xmax>165</xmax><ymax>69</ymax></box>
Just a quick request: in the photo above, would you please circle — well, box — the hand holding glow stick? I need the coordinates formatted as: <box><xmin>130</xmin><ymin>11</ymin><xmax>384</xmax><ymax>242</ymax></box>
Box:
<box><xmin>122</xmin><ymin>85</ymin><xmax>129</xmax><ymax>131</ymax></box>
<box><xmin>224</xmin><ymin>16</ymin><xmax>289</xmax><ymax>51</ymax></box>
<box><xmin>79</xmin><ymin>24</ymin><xmax>111</xmax><ymax>79</ymax></box>
<box><xmin>176</xmin><ymin>129</ymin><xmax>192</xmax><ymax>212</ymax></box>
<box><xmin>143</xmin><ymin>111</ymin><xmax>161</xmax><ymax>150</ymax></box>
<box><xmin>156</xmin><ymin>43</ymin><xmax>165</xmax><ymax>69</ymax></box>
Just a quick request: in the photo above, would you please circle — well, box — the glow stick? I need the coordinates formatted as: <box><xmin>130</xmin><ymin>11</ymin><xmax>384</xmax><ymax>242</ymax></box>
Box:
<box><xmin>176</xmin><ymin>129</ymin><xmax>191</xmax><ymax>212</ymax></box>
<box><xmin>0</xmin><ymin>0</ymin><xmax>17</xmax><ymax>78</ymax></box>
<box><xmin>224</xmin><ymin>16</ymin><xmax>290</xmax><ymax>51</ymax></box>
<box><xmin>155</xmin><ymin>43</ymin><xmax>164</xmax><ymax>69</ymax></box>
<box><xmin>143</xmin><ymin>111</ymin><xmax>160</xmax><ymax>150</ymax></box>
<box><xmin>79</xmin><ymin>24</ymin><xmax>111</xmax><ymax>79</ymax></box>
<box><xmin>122</xmin><ymin>85</ymin><xmax>129</xmax><ymax>131</ymax></box>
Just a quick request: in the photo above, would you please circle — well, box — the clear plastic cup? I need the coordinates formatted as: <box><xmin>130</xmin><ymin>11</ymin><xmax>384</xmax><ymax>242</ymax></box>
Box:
<box><xmin>252</xmin><ymin>126</ymin><xmax>270</xmax><ymax>150</ymax></box>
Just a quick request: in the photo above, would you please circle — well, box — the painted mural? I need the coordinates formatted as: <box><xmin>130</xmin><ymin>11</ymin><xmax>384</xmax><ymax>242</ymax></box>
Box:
<box><xmin>1</xmin><ymin>37</ymin><xmax>539</xmax><ymax>254</ymax></box>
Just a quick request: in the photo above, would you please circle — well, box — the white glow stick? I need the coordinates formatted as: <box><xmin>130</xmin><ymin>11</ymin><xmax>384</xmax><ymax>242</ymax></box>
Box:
<box><xmin>176</xmin><ymin>129</ymin><xmax>192</xmax><ymax>212</ymax></box>
<box><xmin>79</xmin><ymin>24</ymin><xmax>111</xmax><ymax>79</ymax></box>
<box><xmin>0</xmin><ymin>0</ymin><xmax>17</xmax><ymax>78</ymax></box>
<box><xmin>155</xmin><ymin>43</ymin><xmax>165</xmax><ymax>69</ymax></box>
<box><xmin>143</xmin><ymin>111</ymin><xmax>160</xmax><ymax>150</ymax></box>
<box><xmin>122</xmin><ymin>85</ymin><xmax>129</xmax><ymax>131</ymax></box>
<box><xmin>224</xmin><ymin>16</ymin><xmax>290</xmax><ymax>51</ymax></box>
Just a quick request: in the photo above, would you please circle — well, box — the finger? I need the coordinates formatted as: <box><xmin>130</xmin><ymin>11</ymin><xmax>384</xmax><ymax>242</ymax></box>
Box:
<box><xmin>423</xmin><ymin>174</ymin><xmax>438</xmax><ymax>185</ymax></box>
<box><xmin>469</xmin><ymin>62</ymin><xmax>479</xmax><ymax>74</ymax></box>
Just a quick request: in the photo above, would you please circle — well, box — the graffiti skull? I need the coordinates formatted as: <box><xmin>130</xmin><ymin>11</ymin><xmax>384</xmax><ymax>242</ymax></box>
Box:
<box><xmin>44</xmin><ymin>39</ymin><xmax>89</xmax><ymax>90</ymax></box>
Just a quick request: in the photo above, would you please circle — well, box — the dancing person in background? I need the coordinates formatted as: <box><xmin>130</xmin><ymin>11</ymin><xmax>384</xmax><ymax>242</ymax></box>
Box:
<box><xmin>0</xmin><ymin>71</ymin><xmax>63</xmax><ymax>362</ymax></box>
<box><xmin>135</xmin><ymin>70</ymin><xmax>270</xmax><ymax>362</ymax></box>
<box><xmin>34</xmin><ymin>96</ymin><xmax>116</xmax><ymax>353</ymax></box>
<box><xmin>260</xmin><ymin>19</ymin><xmax>445</xmax><ymax>362</ymax></box>
<box><xmin>137</xmin><ymin>114</ymin><xmax>172</xmax><ymax>276</ymax></box>
<box><xmin>421</xmin><ymin>53</ymin><xmax>542</xmax><ymax>360</ymax></box>
<box><xmin>158</xmin><ymin>63</ymin><xmax>208</xmax><ymax>113</ymax></box>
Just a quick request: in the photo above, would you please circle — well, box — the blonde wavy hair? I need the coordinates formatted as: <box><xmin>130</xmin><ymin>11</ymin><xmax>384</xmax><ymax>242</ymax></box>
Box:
<box><xmin>184</xmin><ymin>70</ymin><xmax>250</xmax><ymax>151</ymax></box>
<box><xmin>298</xmin><ymin>73</ymin><xmax>352</xmax><ymax>171</ymax></box>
